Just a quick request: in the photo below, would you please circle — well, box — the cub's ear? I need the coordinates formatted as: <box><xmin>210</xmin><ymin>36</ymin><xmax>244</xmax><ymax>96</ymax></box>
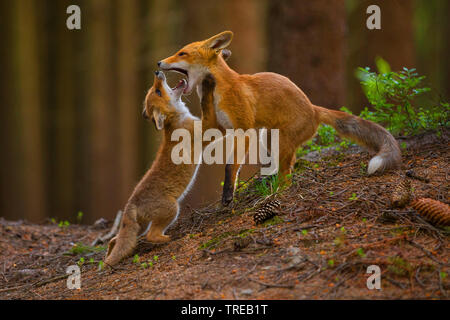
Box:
<box><xmin>203</xmin><ymin>31</ymin><xmax>233</xmax><ymax>50</ymax></box>
<box><xmin>152</xmin><ymin>108</ymin><xmax>166</xmax><ymax>131</ymax></box>
<box><xmin>221</xmin><ymin>49</ymin><xmax>232</xmax><ymax>61</ymax></box>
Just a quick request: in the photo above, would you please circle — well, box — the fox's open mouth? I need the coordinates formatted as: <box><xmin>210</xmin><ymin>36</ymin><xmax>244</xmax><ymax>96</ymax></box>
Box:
<box><xmin>172</xmin><ymin>78</ymin><xmax>187</xmax><ymax>91</ymax></box>
<box><xmin>164</xmin><ymin>67</ymin><xmax>190</xmax><ymax>94</ymax></box>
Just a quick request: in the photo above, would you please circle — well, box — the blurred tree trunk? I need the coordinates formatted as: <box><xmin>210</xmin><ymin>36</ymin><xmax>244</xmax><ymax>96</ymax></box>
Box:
<box><xmin>222</xmin><ymin>0</ymin><xmax>267</xmax><ymax>74</ymax></box>
<box><xmin>0</xmin><ymin>1</ymin><xmax>21</xmax><ymax>220</ymax></box>
<box><xmin>117</xmin><ymin>0</ymin><xmax>140</xmax><ymax>205</ymax></box>
<box><xmin>347</xmin><ymin>0</ymin><xmax>415</xmax><ymax>112</ymax></box>
<box><xmin>12</xmin><ymin>0</ymin><xmax>48</xmax><ymax>221</ymax></box>
<box><xmin>87</xmin><ymin>0</ymin><xmax>120</xmax><ymax>219</ymax></box>
<box><xmin>267</xmin><ymin>0</ymin><xmax>347</xmax><ymax>109</ymax></box>
<box><xmin>414</xmin><ymin>0</ymin><xmax>449</xmax><ymax>100</ymax></box>
<box><xmin>51</xmin><ymin>0</ymin><xmax>76</xmax><ymax>219</ymax></box>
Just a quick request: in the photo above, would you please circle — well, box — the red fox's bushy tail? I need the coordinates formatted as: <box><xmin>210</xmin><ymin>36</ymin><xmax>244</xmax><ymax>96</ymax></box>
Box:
<box><xmin>104</xmin><ymin>206</ymin><xmax>140</xmax><ymax>266</ymax></box>
<box><xmin>314</xmin><ymin>105</ymin><xmax>401</xmax><ymax>175</ymax></box>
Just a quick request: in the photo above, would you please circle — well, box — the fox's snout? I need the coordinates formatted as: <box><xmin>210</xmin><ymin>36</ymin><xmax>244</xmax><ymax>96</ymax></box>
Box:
<box><xmin>157</xmin><ymin>61</ymin><xmax>162</xmax><ymax>67</ymax></box>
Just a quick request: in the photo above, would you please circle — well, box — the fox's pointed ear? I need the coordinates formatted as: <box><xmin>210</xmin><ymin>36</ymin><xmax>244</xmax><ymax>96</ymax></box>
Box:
<box><xmin>152</xmin><ymin>108</ymin><xmax>166</xmax><ymax>131</ymax></box>
<box><xmin>203</xmin><ymin>31</ymin><xmax>233</xmax><ymax>50</ymax></box>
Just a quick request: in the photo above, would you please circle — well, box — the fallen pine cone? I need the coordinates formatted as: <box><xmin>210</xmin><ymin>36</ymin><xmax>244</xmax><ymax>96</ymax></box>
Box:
<box><xmin>390</xmin><ymin>178</ymin><xmax>411</xmax><ymax>208</ymax></box>
<box><xmin>411</xmin><ymin>198</ymin><xmax>450</xmax><ymax>227</ymax></box>
<box><xmin>253</xmin><ymin>199</ymin><xmax>281</xmax><ymax>224</ymax></box>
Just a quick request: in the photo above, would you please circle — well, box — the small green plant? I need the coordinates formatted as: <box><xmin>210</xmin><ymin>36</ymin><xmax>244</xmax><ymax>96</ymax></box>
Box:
<box><xmin>98</xmin><ymin>260</ymin><xmax>104</xmax><ymax>271</ymax></box>
<box><xmin>296</xmin><ymin>123</ymin><xmax>353</xmax><ymax>158</ymax></box>
<box><xmin>261</xmin><ymin>215</ymin><xmax>284</xmax><ymax>227</ymax></box>
<box><xmin>359</xmin><ymin>161</ymin><xmax>367</xmax><ymax>175</ymax></box>
<box><xmin>357</xmin><ymin>58</ymin><xmax>449</xmax><ymax>135</ymax></box>
<box><xmin>328</xmin><ymin>259</ymin><xmax>335</xmax><ymax>267</ymax></box>
<box><xmin>153</xmin><ymin>255</ymin><xmax>159</xmax><ymax>262</ymax></box>
<box><xmin>440</xmin><ymin>271</ymin><xmax>447</xmax><ymax>281</ymax></box>
<box><xmin>301</xmin><ymin>229</ymin><xmax>308</xmax><ymax>236</ymax></box>
<box><xmin>317</xmin><ymin>124</ymin><xmax>337</xmax><ymax>146</ymax></box>
<box><xmin>388</xmin><ymin>256</ymin><xmax>413</xmax><ymax>277</ymax></box>
<box><xmin>349</xmin><ymin>193</ymin><xmax>358</xmax><ymax>201</ymax></box>
<box><xmin>76</xmin><ymin>211</ymin><xmax>83</xmax><ymax>224</ymax></box>
<box><xmin>356</xmin><ymin>248</ymin><xmax>366</xmax><ymax>258</ymax></box>
<box><xmin>254</xmin><ymin>174</ymin><xmax>282</xmax><ymax>197</ymax></box>
<box><xmin>58</xmin><ymin>220</ymin><xmax>70</xmax><ymax>228</ymax></box>
<box><xmin>77</xmin><ymin>257</ymin><xmax>85</xmax><ymax>267</ymax></box>
<box><xmin>133</xmin><ymin>254</ymin><xmax>140</xmax><ymax>264</ymax></box>
<box><xmin>65</xmin><ymin>243</ymin><xmax>106</xmax><ymax>255</ymax></box>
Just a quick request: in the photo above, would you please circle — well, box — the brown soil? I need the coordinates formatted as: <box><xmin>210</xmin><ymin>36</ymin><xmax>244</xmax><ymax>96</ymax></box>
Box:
<box><xmin>0</xmin><ymin>131</ymin><xmax>448</xmax><ymax>300</ymax></box>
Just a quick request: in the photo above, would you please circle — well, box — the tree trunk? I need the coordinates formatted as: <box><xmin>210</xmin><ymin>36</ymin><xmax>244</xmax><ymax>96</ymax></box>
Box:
<box><xmin>50</xmin><ymin>0</ymin><xmax>76</xmax><ymax>220</ymax></box>
<box><xmin>12</xmin><ymin>0</ymin><xmax>48</xmax><ymax>221</ymax></box>
<box><xmin>87</xmin><ymin>0</ymin><xmax>119</xmax><ymax>220</ymax></box>
<box><xmin>267</xmin><ymin>0</ymin><xmax>347</xmax><ymax>109</ymax></box>
<box><xmin>346</xmin><ymin>0</ymin><xmax>415</xmax><ymax>112</ymax></box>
<box><xmin>117</xmin><ymin>0</ymin><xmax>140</xmax><ymax>206</ymax></box>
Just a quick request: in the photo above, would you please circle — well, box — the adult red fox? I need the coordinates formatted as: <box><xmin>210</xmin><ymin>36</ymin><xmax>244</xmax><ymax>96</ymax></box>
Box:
<box><xmin>105</xmin><ymin>72</ymin><xmax>217</xmax><ymax>266</ymax></box>
<box><xmin>158</xmin><ymin>31</ymin><xmax>401</xmax><ymax>206</ymax></box>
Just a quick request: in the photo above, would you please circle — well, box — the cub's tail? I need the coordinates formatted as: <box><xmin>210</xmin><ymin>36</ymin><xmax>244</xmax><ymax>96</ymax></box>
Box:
<box><xmin>104</xmin><ymin>206</ymin><xmax>140</xmax><ymax>266</ymax></box>
<box><xmin>314</xmin><ymin>105</ymin><xmax>401</xmax><ymax>174</ymax></box>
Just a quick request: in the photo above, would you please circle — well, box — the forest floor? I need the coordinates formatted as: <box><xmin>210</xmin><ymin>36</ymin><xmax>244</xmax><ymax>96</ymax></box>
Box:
<box><xmin>0</xmin><ymin>130</ymin><xmax>449</xmax><ymax>300</ymax></box>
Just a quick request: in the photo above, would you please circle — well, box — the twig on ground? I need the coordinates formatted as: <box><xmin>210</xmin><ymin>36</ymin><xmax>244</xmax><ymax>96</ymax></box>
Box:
<box><xmin>91</xmin><ymin>210</ymin><xmax>123</xmax><ymax>246</ymax></box>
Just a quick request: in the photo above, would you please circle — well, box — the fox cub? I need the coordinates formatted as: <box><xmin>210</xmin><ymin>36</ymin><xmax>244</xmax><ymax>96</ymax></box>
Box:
<box><xmin>105</xmin><ymin>72</ymin><xmax>217</xmax><ymax>266</ymax></box>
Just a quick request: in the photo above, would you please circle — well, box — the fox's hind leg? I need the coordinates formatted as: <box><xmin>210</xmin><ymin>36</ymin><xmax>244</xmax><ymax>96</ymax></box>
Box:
<box><xmin>268</xmin><ymin>130</ymin><xmax>296</xmax><ymax>185</ymax></box>
<box><xmin>146</xmin><ymin>201</ymin><xmax>178</xmax><ymax>243</ymax></box>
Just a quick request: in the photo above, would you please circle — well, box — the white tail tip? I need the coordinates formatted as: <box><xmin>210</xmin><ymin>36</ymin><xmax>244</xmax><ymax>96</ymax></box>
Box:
<box><xmin>368</xmin><ymin>156</ymin><xmax>384</xmax><ymax>175</ymax></box>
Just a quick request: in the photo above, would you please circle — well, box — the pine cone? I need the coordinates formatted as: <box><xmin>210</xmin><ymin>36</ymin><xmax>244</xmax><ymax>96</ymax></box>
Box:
<box><xmin>253</xmin><ymin>199</ymin><xmax>281</xmax><ymax>224</ymax></box>
<box><xmin>411</xmin><ymin>198</ymin><xmax>450</xmax><ymax>227</ymax></box>
<box><xmin>390</xmin><ymin>179</ymin><xmax>411</xmax><ymax>208</ymax></box>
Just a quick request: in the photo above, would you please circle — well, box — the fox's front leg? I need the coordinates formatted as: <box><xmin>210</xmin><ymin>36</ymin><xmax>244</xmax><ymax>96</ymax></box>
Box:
<box><xmin>200</xmin><ymin>74</ymin><xmax>218</xmax><ymax>130</ymax></box>
<box><xmin>222</xmin><ymin>162</ymin><xmax>241</xmax><ymax>206</ymax></box>
<box><xmin>222</xmin><ymin>133</ymin><xmax>251</xmax><ymax>206</ymax></box>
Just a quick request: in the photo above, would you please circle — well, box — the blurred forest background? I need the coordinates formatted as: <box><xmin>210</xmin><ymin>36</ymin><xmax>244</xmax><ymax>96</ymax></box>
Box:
<box><xmin>0</xmin><ymin>0</ymin><xmax>449</xmax><ymax>223</ymax></box>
